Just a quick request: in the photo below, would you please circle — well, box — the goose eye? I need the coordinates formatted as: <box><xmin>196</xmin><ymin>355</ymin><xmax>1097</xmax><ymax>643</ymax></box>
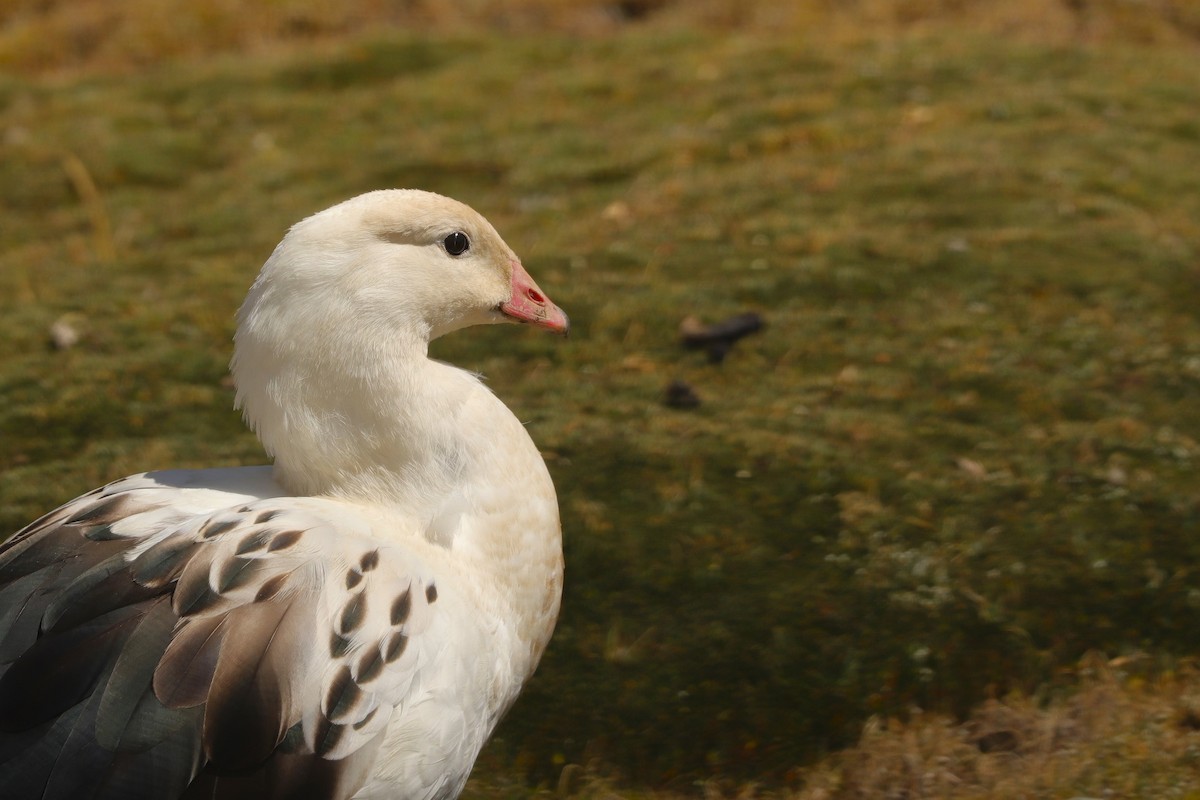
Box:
<box><xmin>443</xmin><ymin>231</ymin><xmax>470</xmax><ymax>257</ymax></box>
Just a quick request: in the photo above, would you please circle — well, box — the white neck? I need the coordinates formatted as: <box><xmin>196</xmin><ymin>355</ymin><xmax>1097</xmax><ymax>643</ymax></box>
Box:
<box><xmin>236</xmin><ymin>322</ymin><xmax>563</xmax><ymax>666</ymax></box>
<box><xmin>236</xmin><ymin>322</ymin><xmax>451</xmax><ymax>500</ymax></box>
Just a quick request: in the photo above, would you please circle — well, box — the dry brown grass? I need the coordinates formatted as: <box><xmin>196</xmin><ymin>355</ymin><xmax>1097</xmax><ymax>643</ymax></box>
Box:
<box><xmin>458</xmin><ymin>661</ymin><xmax>1200</xmax><ymax>800</ymax></box>
<box><xmin>498</xmin><ymin>658</ymin><xmax>1200</xmax><ymax>798</ymax></box>
<box><xmin>790</xmin><ymin>655</ymin><xmax>1200</xmax><ymax>799</ymax></box>
<box><xmin>2</xmin><ymin>0</ymin><xmax>1199</xmax><ymax>77</ymax></box>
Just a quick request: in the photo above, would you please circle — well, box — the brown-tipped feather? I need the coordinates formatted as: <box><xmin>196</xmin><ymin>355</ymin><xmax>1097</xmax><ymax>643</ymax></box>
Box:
<box><xmin>338</xmin><ymin>592</ymin><xmax>367</xmax><ymax>634</ymax></box>
<box><xmin>154</xmin><ymin>616</ymin><xmax>228</xmax><ymax>709</ymax></box>
<box><xmin>131</xmin><ymin>534</ymin><xmax>202</xmax><ymax>589</ymax></box>
<box><xmin>64</xmin><ymin>494</ymin><xmax>139</xmax><ymax>527</ymax></box>
<box><xmin>201</xmin><ymin>595</ymin><xmax>310</xmax><ymax>770</ymax></box>
<box><xmin>181</xmin><ymin>733</ymin><xmax>383</xmax><ymax>800</ymax></box>
<box><xmin>172</xmin><ymin>547</ymin><xmax>222</xmax><ymax>618</ymax></box>
<box><xmin>214</xmin><ymin>555</ymin><xmax>260</xmax><ymax>594</ymax></box>
<box><xmin>323</xmin><ymin>665</ymin><xmax>365</xmax><ymax>725</ymax></box>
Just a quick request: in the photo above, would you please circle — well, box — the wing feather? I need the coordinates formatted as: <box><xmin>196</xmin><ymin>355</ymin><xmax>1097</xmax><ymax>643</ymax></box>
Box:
<box><xmin>0</xmin><ymin>470</ymin><xmax>452</xmax><ymax>799</ymax></box>
<box><xmin>201</xmin><ymin>598</ymin><xmax>298</xmax><ymax>769</ymax></box>
<box><xmin>42</xmin><ymin>551</ymin><xmax>162</xmax><ymax>634</ymax></box>
<box><xmin>153</xmin><ymin>616</ymin><xmax>228</xmax><ymax>710</ymax></box>
<box><xmin>0</xmin><ymin>604</ymin><xmax>143</xmax><ymax>730</ymax></box>
<box><xmin>0</xmin><ymin>565</ymin><xmax>65</xmax><ymax>663</ymax></box>
<box><xmin>95</xmin><ymin>597</ymin><xmax>179</xmax><ymax>749</ymax></box>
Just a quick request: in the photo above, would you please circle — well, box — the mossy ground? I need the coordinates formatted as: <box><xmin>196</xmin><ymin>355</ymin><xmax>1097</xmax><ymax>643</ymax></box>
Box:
<box><xmin>2</xmin><ymin>2</ymin><xmax>1200</xmax><ymax>797</ymax></box>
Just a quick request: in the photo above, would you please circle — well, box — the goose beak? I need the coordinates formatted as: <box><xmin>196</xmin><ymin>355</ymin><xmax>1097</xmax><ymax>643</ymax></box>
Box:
<box><xmin>500</xmin><ymin>260</ymin><xmax>570</xmax><ymax>335</ymax></box>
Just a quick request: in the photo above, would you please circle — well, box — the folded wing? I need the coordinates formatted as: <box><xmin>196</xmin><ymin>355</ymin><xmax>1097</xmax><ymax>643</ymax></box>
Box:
<box><xmin>0</xmin><ymin>472</ymin><xmax>444</xmax><ymax>800</ymax></box>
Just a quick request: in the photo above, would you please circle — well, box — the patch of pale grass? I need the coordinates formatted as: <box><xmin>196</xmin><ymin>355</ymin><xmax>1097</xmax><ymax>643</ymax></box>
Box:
<box><xmin>792</xmin><ymin>655</ymin><xmax>1200</xmax><ymax>799</ymax></box>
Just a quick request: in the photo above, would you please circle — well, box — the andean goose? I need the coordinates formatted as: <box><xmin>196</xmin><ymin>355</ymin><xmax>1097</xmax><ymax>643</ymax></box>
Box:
<box><xmin>0</xmin><ymin>189</ymin><xmax>569</xmax><ymax>800</ymax></box>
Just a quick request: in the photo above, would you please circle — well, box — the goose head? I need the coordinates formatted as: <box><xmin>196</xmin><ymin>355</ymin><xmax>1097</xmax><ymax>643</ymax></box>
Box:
<box><xmin>229</xmin><ymin>189</ymin><xmax>569</xmax><ymax>497</ymax></box>
<box><xmin>237</xmin><ymin>189</ymin><xmax>567</xmax><ymax>345</ymax></box>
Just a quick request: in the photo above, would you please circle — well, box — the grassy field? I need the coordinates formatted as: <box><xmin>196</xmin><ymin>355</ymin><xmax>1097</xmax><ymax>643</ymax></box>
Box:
<box><xmin>2</xmin><ymin>1</ymin><xmax>1200</xmax><ymax>797</ymax></box>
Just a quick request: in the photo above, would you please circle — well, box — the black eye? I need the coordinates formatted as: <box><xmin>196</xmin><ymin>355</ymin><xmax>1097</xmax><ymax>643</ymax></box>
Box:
<box><xmin>443</xmin><ymin>231</ymin><xmax>470</xmax><ymax>256</ymax></box>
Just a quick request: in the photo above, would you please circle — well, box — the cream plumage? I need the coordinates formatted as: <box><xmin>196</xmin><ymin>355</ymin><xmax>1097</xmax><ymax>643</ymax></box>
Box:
<box><xmin>0</xmin><ymin>190</ymin><xmax>568</xmax><ymax>800</ymax></box>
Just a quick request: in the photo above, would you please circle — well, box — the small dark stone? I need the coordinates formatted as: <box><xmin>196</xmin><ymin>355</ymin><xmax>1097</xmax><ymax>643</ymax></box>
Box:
<box><xmin>663</xmin><ymin>379</ymin><xmax>701</xmax><ymax>409</ymax></box>
<box><xmin>614</xmin><ymin>0</ymin><xmax>667</xmax><ymax>21</ymax></box>
<box><xmin>975</xmin><ymin>729</ymin><xmax>1019</xmax><ymax>753</ymax></box>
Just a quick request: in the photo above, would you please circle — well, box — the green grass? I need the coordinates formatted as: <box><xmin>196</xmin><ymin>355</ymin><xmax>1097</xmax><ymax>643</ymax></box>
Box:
<box><xmin>2</xmin><ymin>11</ymin><xmax>1200</xmax><ymax>797</ymax></box>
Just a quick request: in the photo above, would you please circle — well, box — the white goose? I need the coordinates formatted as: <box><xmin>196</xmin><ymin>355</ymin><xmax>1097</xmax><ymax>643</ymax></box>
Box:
<box><xmin>0</xmin><ymin>190</ymin><xmax>569</xmax><ymax>800</ymax></box>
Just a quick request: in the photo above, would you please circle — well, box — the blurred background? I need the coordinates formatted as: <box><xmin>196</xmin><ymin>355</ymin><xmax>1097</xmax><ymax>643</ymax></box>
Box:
<box><xmin>2</xmin><ymin>1</ymin><xmax>1199</xmax><ymax>797</ymax></box>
